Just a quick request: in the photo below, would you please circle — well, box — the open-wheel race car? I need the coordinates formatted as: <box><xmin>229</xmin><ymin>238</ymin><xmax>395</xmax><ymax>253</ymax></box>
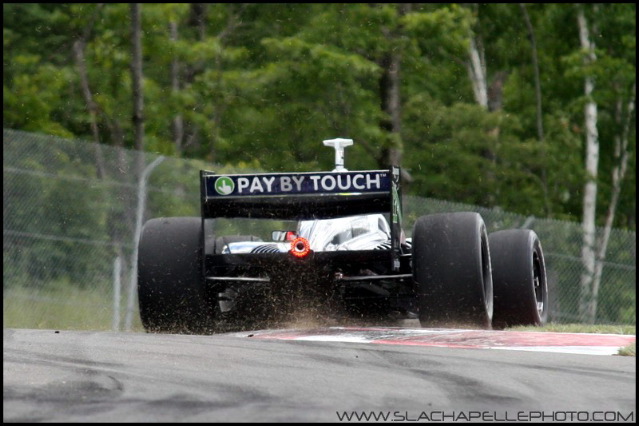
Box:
<box><xmin>137</xmin><ymin>138</ymin><xmax>548</xmax><ymax>334</ymax></box>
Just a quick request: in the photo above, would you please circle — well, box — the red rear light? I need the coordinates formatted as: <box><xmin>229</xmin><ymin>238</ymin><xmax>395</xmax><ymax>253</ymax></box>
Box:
<box><xmin>285</xmin><ymin>231</ymin><xmax>297</xmax><ymax>241</ymax></box>
<box><xmin>290</xmin><ymin>237</ymin><xmax>311</xmax><ymax>258</ymax></box>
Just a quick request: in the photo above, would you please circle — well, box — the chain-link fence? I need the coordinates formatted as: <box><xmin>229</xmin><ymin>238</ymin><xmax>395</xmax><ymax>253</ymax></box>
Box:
<box><xmin>3</xmin><ymin>129</ymin><xmax>636</xmax><ymax>330</ymax></box>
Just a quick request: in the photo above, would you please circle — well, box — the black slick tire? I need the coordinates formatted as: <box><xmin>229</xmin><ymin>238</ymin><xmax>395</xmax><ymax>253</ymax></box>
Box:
<box><xmin>412</xmin><ymin>212</ymin><xmax>493</xmax><ymax>329</ymax></box>
<box><xmin>489</xmin><ymin>229</ymin><xmax>548</xmax><ymax>329</ymax></box>
<box><xmin>138</xmin><ymin>217</ymin><xmax>216</xmax><ymax>334</ymax></box>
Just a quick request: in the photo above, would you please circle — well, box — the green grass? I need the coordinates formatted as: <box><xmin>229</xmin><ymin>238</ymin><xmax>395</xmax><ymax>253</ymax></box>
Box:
<box><xmin>508</xmin><ymin>323</ymin><xmax>635</xmax><ymax>335</ymax></box>
<box><xmin>3</xmin><ymin>284</ymin><xmax>144</xmax><ymax>332</ymax></box>
<box><xmin>618</xmin><ymin>342</ymin><xmax>636</xmax><ymax>356</ymax></box>
<box><xmin>508</xmin><ymin>323</ymin><xmax>636</xmax><ymax>356</ymax></box>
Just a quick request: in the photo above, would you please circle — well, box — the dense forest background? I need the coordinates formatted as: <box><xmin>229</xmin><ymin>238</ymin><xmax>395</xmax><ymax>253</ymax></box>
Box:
<box><xmin>3</xmin><ymin>3</ymin><xmax>636</xmax><ymax>230</ymax></box>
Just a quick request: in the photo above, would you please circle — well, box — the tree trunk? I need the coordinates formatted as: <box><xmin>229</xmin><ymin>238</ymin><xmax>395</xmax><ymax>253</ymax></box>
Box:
<box><xmin>378</xmin><ymin>52</ymin><xmax>402</xmax><ymax>161</ymax></box>
<box><xmin>131</xmin><ymin>3</ymin><xmax>145</xmax><ymax>155</ymax></box>
<box><xmin>589</xmin><ymin>81</ymin><xmax>635</xmax><ymax>321</ymax></box>
<box><xmin>467</xmin><ymin>36</ymin><xmax>488</xmax><ymax>109</ymax></box>
<box><xmin>465</xmin><ymin>5</ymin><xmax>497</xmax><ymax>206</ymax></box>
<box><xmin>378</xmin><ymin>3</ymin><xmax>412</xmax><ymax>183</ymax></box>
<box><xmin>74</xmin><ymin>39</ymin><xmax>107</xmax><ymax>180</ymax></box>
<box><xmin>520</xmin><ymin>3</ymin><xmax>550</xmax><ymax>216</ymax></box>
<box><xmin>178</xmin><ymin>3</ymin><xmax>209</xmax><ymax>154</ymax></box>
<box><xmin>72</xmin><ymin>4</ymin><xmax>107</xmax><ymax>179</ymax></box>
<box><xmin>188</xmin><ymin>3</ymin><xmax>208</xmax><ymax>40</ymax></box>
<box><xmin>519</xmin><ymin>4</ymin><xmax>544</xmax><ymax>141</ymax></box>
<box><xmin>169</xmin><ymin>20</ymin><xmax>184</xmax><ymax>155</ymax></box>
<box><xmin>577</xmin><ymin>7</ymin><xmax>599</xmax><ymax>324</ymax></box>
<box><xmin>209</xmin><ymin>5</ymin><xmax>245</xmax><ymax>164</ymax></box>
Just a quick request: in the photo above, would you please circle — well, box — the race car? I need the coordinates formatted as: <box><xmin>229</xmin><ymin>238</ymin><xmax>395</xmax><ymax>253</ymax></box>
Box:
<box><xmin>137</xmin><ymin>138</ymin><xmax>548</xmax><ymax>334</ymax></box>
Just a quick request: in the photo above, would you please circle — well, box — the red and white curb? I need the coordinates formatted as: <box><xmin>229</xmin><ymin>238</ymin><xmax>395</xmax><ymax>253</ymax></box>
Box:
<box><xmin>238</xmin><ymin>327</ymin><xmax>636</xmax><ymax>356</ymax></box>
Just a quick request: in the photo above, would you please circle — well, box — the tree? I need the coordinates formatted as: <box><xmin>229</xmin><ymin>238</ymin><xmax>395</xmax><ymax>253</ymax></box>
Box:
<box><xmin>576</xmin><ymin>5</ymin><xmax>599</xmax><ymax>323</ymax></box>
<box><xmin>573</xmin><ymin>4</ymin><xmax>636</xmax><ymax>323</ymax></box>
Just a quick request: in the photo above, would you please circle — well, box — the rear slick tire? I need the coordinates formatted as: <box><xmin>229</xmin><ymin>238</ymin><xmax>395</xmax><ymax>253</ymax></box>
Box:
<box><xmin>412</xmin><ymin>212</ymin><xmax>493</xmax><ymax>329</ymax></box>
<box><xmin>489</xmin><ymin>229</ymin><xmax>548</xmax><ymax>329</ymax></box>
<box><xmin>138</xmin><ymin>217</ymin><xmax>216</xmax><ymax>334</ymax></box>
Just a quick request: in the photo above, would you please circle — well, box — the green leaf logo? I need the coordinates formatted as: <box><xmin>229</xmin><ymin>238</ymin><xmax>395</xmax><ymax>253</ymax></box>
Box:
<box><xmin>215</xmin><ymin>177</ymin><xmax>235</xmax><ymax>195</ymax></box>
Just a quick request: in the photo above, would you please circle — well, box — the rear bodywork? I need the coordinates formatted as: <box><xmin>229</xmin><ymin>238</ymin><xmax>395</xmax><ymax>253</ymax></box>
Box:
<box><xmin>199</xmin><ymin>166</ymin><xmax>416</xmax><ymax>319</ymax></box>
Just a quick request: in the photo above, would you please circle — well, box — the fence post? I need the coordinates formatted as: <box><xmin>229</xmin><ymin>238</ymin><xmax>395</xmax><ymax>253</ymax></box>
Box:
<box><xmin>521</xmin><ymin>215</ymin><xmax>536</xmax><ymax>229</ymax></box>
<box><xmin>112</xmin><ymin>256</ymin><xmax>122</xmax><ymax>331</ymax></box>
<box><xmin>124</xmin><ymin>154</ymin><xmax>165</xmax><ymax>331</ymax></box>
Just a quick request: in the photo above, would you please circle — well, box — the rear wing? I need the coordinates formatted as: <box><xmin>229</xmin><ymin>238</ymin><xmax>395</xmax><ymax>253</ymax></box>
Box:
<box><xmin>200</xmin><ymin>166</ymin><xmax>404</xmax><ymax>269</ymax></box>
<box><xmin>201</xmin><ymin>168</ymin><xmax>401</xmax><ymax>220</ymax></box>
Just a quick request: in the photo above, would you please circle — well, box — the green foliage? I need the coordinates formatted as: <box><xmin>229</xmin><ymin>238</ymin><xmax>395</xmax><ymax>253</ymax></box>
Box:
<box><xmin>2</xmin><ymin>3</ymin><xmax>635</xmax><ymax>230</ymax></box>
<box><xmin>403</xmin><ymin>4</ymin><xmax>473</xmax><ymax>59</ymax></box>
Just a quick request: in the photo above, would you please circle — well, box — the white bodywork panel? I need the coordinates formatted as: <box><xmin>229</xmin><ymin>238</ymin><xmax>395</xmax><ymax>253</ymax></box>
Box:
<box><xmin>222</xmin><ymin>214</ymin><xmax>391</xmax><ymax>254</ymax></box>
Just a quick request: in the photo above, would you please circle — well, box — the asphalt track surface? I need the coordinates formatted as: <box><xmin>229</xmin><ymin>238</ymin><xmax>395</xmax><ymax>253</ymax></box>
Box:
<box><xmin>3</xmin><ymin>327</ymin><xmax>636</xmax><ymax>423</ymax></box>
